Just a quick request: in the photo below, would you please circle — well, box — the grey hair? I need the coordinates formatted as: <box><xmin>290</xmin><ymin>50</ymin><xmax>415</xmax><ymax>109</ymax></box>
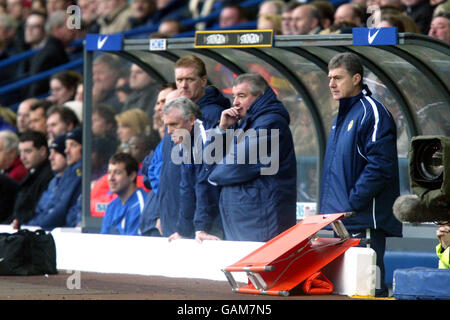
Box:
<box><xmin>233</xmin><ymin>73</ymin><xmax>268</xmax><ymax>96</ymax></box>
<box><xmin>0</xmin><ymin>13</ymin><xmax>18</xmax><ymax>30</ymax></box>
<box><xmin>0</xmin><ymin>130</ymin><xmax>19</xmax><ymax>153</ymax></box>
<box><xmin>45</xmin><ymin>10</ymin><xmax>66</xmax><ymax>34</ymax></box>
<box><xmin>163</xmin><ymin>97</ymin><xmax>202</xmax><ymax>121</ymax></box>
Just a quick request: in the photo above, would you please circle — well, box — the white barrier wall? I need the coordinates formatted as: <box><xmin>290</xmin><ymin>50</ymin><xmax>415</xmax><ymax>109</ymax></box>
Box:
<box><xmin>0</xmin><ymin>225</ymin><xmax>376</xmax><ymax>296</ymax></box>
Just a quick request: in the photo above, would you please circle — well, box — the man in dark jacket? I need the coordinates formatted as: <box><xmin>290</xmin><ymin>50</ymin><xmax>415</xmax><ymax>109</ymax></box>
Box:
<box><xmin>207</xmin><ymin>73</ymin><xmax>297</xmax><ymax>242</ymax></box>
<box><xmin>142</xmin><ymin>56</ymin><xmax>230</xmax><ymax>237</ymax></box>
<box><xmin>23</xmin><ymin>11</ymin><xmax>69</xmax><ymax>98</ymax></box>
<box><xmin>163</xmin><ymin>97</ymin><xmax>222</xmax><ymax>242</ymax></box>
<box><xmin>319</xmin><ymin>52</ymin><xmax>402</xmax><ymax>297</ymax></box>
<box><xmin>8</xmin><ymin>130</ymin><xmax>54</xmax><ymax>227</ymax></box>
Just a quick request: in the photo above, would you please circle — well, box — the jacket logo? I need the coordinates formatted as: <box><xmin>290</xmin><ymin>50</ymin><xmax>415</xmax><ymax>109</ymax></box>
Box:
<box><xmin>347</xmin><ymin>120</ymin><xmax>354</xmax><ymax>131</ymax></box>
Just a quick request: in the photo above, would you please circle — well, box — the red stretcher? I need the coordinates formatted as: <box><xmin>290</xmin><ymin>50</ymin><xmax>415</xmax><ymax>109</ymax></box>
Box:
<box><xmin>222</xmin><ymin>212</ymin><xmax>360</xmax><ymax>296</ymax></box>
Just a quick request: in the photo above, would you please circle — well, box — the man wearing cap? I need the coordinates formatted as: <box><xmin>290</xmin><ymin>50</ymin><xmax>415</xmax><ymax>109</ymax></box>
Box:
<box><xmin>23</xmin><ymin>130</ymin><xmax>82</xmax><ymax>230</ymax></box>
<box><xmin>63</xmin><ymin>127</ymin><xmax>84</xmax><ymax>227</ymax></box>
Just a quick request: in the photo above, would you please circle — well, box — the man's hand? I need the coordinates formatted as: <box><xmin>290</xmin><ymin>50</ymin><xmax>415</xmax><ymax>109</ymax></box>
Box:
<box><xmin>195</xmin><ymin>231</ymin><xmax>221</xmax><ymax>243</ymax></box>
<box><xmin>218</xmin><ymin>107</ymin><xmax>240</xmax><ymax>130</ymax></box>
<box><xmin>155</xmin><ymin>218</ymin><xmax>162</xmax><ymax>235</ymax></box>
<box><xmin>168</xmin><ymin>232</ymin><xmax>185</xmax><ymax>242</ymax></box>
<box><xmin>11</xmin><ymin>219</ymin><xmax>19</xmax><ymax>230</ymax></box>
<box><xmin>437</xmin><ymin>224</ymin><xmax>450</xmax><ymax>249</ymax></box>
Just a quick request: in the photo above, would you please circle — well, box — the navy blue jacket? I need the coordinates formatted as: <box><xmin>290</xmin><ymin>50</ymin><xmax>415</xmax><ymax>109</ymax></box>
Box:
<box><xmin>208</xmin><ymin>87</ymin><xmax>297</xmax><ymax>242</ymax></box>
<box><xmin>176</xmin><ymin>119</ymin><xmax>222</xmax><ymax>238</ymax></box>
<box><xmin>319</xmin><ymin>87</ymin><xmax>402</xmax><ymax>237</ymax></box>
<box><xmin>148</xmin><ymin>86</ymin><xmax>230</xmax><ymax>237</ymax></box>
<box><xmin>26</xmin><ymin>160</ymin><xmax>82</xmax><ymax>230</ymax></box>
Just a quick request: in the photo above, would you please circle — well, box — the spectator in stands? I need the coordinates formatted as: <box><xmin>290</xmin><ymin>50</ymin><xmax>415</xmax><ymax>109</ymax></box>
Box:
<box><xmin>401</xmin><ymin>0</ymin><xmax>433</xmax><ymax>33</ymax></box>
<box><xmin>129</xmin><ymin>0</ymin><xmax>156</xmax><ymax>29</ymax></box>
<box><xmin>6</xmin><ymin>0</ymin><xmax>29</xmax><ymax>52</ymax></box>
<box><xmin>31</xmin><ymin>0</ymin><xmax>47</xmax><ymax>14</ymax></box>
<box><xmin>436</xmin><ymin>221</ymin><xmax>450</xmax><ymax>269</ymax></box>
<box><xmin>258</xmin><ymin>0</ymin><xmax>285</xmax><ymax>17</ymax></box>
<box><xmin>23</xmin><ymin>11</ymin><xmax>69</xmax><ymax>98</ymax></box>
<box><xmin>0</xmin><ymin>173</ymin><xmax>19</xmax><ymax>223</ymax></box>
<box><xmin>115</xmin><ymin>77</ymin><xmax>132</xmax><ymax>105</ymax></box>
<box><xmin>0</xmin><ymin>13</ymin><xmax>21</xmax><ymax>83</ymax></box>
<box><xmin>153</xmin><ymin>83</ymin><xmax>176</xmax><ymax>139</ymax></box>
<box><xmin>46</xmin><ymin>0</ymin><xmax>72</xmax><ymax>14</ymax></box>
<box><xmin>165</xmin><ymin>97</ymin><xmax>222</xmax><ymax>243</ymax></box>
<box><xmin>428</xmin><ymin>12</ymin><xmax>450</xmax><ymax>42</ymax></box>
<box><xmin>100</xmin><ymin>152</ymin><xmax>147</xmax><ymax>235</ymax></box>
<box><xmin>140</xmin><ymin>56</ymin><xmax>229</xmax><ymax>237</ymax></box>
<box><xmin>152</xmin><ymin>0</ymin><xmax>190</xmax><ymax>25</ymax></box>
<box><xmin>310</xmin><ymin>0</ymin><xmax>335</xmax><ymax>30</ymax></box>
<box><xmin>92</xmin><ymin>54</ymin><xmax>123</xmax><ymax>113</ymax></box>
<box><xmin>28</xmin><ymin>99</ymin><xmax>52</xmax><ymax>134</ymax></box>
<box><xmin>48</xmin><ymin>70</ymin><xmax>82</xmax><ymax>106</ymax></box>
<box><xmin>334</xmin><ymin>3</ymin><xmax>364</xmax><ymax>26</ymax></box>
<box><xmin>9</xmin><ymin>130</ymin><xmax>53</xmax><ymax>227</ymax></box>
<box><xmin>16</xmin><ymin>98</ymin><xmax>37</xmax><ymax>133</ymax></box>
<box><xmin>45</xmin><ymin>10</ymin><xmax>79</xmax><ymax>56</ymax></box>
<box><xmin>23</xmin><ymin>132</ymin><xmax>81</xmax><ymax>230</ymax></box>
<box><xmin>98</xmin><ymin>0</ymin><xmax>133</xmax><ymax>34</ymax></box>
<box><xmin>157</xmin><ymin>18</ymin><xmax>184</xmax><ymax>36</ymax></box>
<box><xmin>0</xmin><ymin>106</ymin><xmax>18</xmax><ymax>132</ymax></box>
<box><xmin>378</xmin><ymin>13</ymin><xmax>406</xmax><ymax>31</ymax></box>
<box><xmin>115</xmin><ymin>108</ymin><xmax>151</xmax><ymax>153</ymax></box>
<box><xmin>219</xmin><ymin>4</ymin><xmax>248</xmax><ymax>28</ymax></box>
<box><xmin>92</xmin><ymin>103</ymin><xmax>118</xmax><ymax>139</ymax></box>
<box><xmin>127</xmin><ymin>132</ymin><xmax>158</xmax><ymax>192</ymax></box>
<box><xmin>319</xmin><ymin>52</ymin><xmax>402</xmax><ymax>297</ymax></box>
<box><xmin>46</xmin><ymin>105</ymin><xmax>80</xmax><ymax>143</ymax></box>
<box><xmin>257</xmin><ymin>13</ymin><xmax>282</xmax><ymax>34</ymax></box>
<box><xmin>281</xmin><ymin>1</ymin><xmax>299</xmax><ymax>35</ymax></box>
<box><xmin>77</xmin><ymin>0</ymin><xmax>100</xmax><ymax>33</ymax></box>
<box><xmin>122</xmin><ymin>64</ymin><xmax>158</xmax><ymax>116</ymax></box>
<box><xmin>0</xmin><ymin>130</ymin><xmax>27</xmax><ymax>182</ymax></box>
<box><xmin>291</xmin><ymin>4</ymin><xmax>323</xmax><ymax>35</ymax></box>
<box><xmin>207</xmin><ymin>73</ymin><xmax>297</xmax><ymax>242</ymax></box>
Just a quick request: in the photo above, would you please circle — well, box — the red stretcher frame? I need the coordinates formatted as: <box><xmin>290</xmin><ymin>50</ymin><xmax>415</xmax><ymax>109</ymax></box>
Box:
<box><xmin>222</xmin><ymin>212</ymin><xmax>360</xmax><ymax>296</ymax></box>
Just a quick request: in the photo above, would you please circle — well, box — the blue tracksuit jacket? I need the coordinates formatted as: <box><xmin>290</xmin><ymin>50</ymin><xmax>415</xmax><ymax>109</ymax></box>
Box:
<box><xmin>208</xmin><ymin>86</ymin><xmax>297</xmax><ymax>242</ymax></box>
<box><xmin>319</xmin><ymin>87</ymin><xmax>402</xmax><ymax>237</ymax></box>
<box><xmin>101</xmin><ymin>188</ymin><xmax>147</xmax><ymax>235</ymax></box>
<box><xmin>26</xmin><ymin>160</ymin><xmax>82</xmax><ymax>230</ymax></box>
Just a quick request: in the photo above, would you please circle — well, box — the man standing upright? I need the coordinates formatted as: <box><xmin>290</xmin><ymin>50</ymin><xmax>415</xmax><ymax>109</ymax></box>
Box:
<box><xmin>208</xmin><ymin>73</ymin><xmax>297</xmax><ymax>242</ymax></box>
<box><xmin>148</xmin><ymin>56</ymin><xmax>229</xmax><ymax>237</ymax></box>
<box><xmin>319</xmin><ymin>52</ymin><xmax>402</xmax><ymax>297</ymax></box>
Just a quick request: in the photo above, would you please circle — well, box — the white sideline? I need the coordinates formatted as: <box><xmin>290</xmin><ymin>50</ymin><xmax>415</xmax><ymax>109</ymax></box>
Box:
<box><xmin>0</xmin><ymin>225</ymin><xmax>376</xmax><ymax>296</ymax></box>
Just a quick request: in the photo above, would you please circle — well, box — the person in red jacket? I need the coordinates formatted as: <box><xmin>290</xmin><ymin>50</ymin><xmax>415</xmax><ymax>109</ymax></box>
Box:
<box><xmin>0</xmin><ymin>130</ymin><xmax>28</xmax><ymax>182</ymax></box>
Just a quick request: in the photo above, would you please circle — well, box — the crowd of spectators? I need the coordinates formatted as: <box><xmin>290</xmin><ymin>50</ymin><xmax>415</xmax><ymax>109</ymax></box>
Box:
<box><xmin>0</xmin><ymin>0</ymin><xmax>448</xmax><ymax>267</ymax></box>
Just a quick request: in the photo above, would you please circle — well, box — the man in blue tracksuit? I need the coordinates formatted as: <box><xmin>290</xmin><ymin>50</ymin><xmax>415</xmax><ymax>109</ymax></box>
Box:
<box><xmin>25</xmin><ymin>131</ymin><xmax>82</xmax><ymax>230</ymax></box>
<box><xmin>319</xmin><ymin>53</ymin><xmax>402</xmax><ymax>297</ymax></box>
<box><xmin>140</xmin><ymin>56</ymin><xmax>230</xmax><ymax>237</ymax></box>
<box><xmin>208</xmin><ymin>73</ymin><xmax>297</xmax><ymax>242</ymax></box>
<box><xmin>101</xmin><ymin>153</ymin><xmax>147</xmax><ymax>235</ymax></box>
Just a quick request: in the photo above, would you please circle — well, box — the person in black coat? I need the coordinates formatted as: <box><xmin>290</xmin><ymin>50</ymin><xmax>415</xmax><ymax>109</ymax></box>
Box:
<box><xmin>0</xmin><ymin>174</ymin><xmax>19</xmax><ymax>224</ymax></box>
<box><xmin>7</xmin><ymin>131</ymin><xmax>54</xmax><ymax>228</ymax></box>
<box><xmin>22</xmin><ymin>11</ymin><xmax>69</xmax><ymax>99</ymax></box>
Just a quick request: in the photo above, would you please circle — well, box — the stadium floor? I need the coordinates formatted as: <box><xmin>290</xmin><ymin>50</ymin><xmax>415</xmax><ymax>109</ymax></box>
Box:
<box><xmin>0</xmin><ymin>271</ymin><xmax>354</xmax><ymax>300</ymax></box>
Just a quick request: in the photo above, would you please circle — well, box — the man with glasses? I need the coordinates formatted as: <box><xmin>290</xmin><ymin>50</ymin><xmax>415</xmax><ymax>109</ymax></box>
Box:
<box><xmin>23</xmin><ymin>11</ymin><xmax>69</xmax><ymax>98</ymax></box>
